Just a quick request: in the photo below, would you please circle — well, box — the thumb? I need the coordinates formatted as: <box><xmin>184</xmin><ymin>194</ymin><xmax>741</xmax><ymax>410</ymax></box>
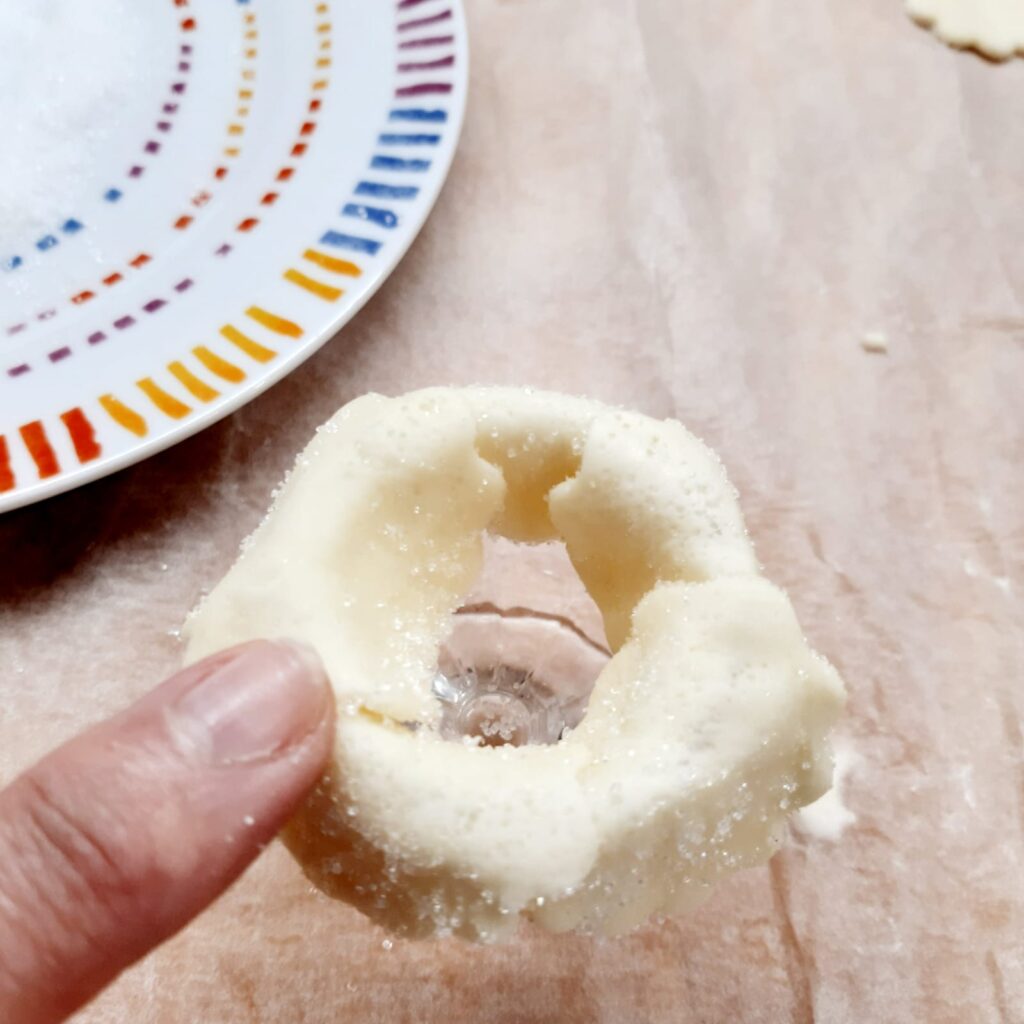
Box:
<box><xmin>0</xmin><ymin>639</ymin><xmax>333</xmax><ymax>1024</ymax></box>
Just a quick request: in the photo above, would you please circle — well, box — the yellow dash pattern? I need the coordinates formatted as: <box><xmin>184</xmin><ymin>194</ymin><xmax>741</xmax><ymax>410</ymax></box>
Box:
<box><xmin>193</xmin><ymin>345</ymin><xmax>246</xmax><ymax>383</ymax></box>
<box><xmin>99</xmin><ymin>395</ymin><xmax>147</xmax><ymax>436</ymax></box>
<box><xmin>316</xmin><ymin>22</ymin><xmax>331</xmax><ymax>34</ymax></box>
<box><xmin>220</xmin><ymin>325</ymin><xmax>276</xmax><ymax>363</ymax></box>
<box><xmin>169</xmin><ymin>361</ymin><xmax>220</xmax><ymax>402</ymax></box>
<box><xmin>316</xmin><ymin>57</ymin><xmax>332</xmax><ymax>68</ymax></box>
<box><xmin>284</xmin><ymin>268</ymin><xmax>342</xmax><ymax>301</ymax></box>
<box><xmin>312</xmin><ymin>78</ymin><xmax>328</xmax><ymax>91</ymax></box>
<box><xmin>246</xmin><ymin>306</ymin><xmax>302</xmax><ymax>337</ymax></box>
<box><xmin>228</xmin><ymin>123</ymin><xmax>245</xmax><ymax>136</ymax></box>
<box><xmin>138</xmin><ymin>378</ymin><xmax>191</xmax><ymax>419</ymax></box>
<box><xmin>303</xmin><ymin>248</ymin><xmax>362</xmax><ymax>277</ymax></box>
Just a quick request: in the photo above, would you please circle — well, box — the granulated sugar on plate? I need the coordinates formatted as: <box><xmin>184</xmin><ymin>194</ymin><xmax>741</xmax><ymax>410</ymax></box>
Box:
<box><xmin>0</xmin><ymin>0</ymin><xmax>158</xmax><ymax>254</ymax></box>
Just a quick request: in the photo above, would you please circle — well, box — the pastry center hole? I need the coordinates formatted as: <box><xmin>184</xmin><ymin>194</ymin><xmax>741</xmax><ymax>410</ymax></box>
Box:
<box><xmin>433</xmin><ymin>536</ymin><xmax>610</xmax><ymax>747</ymax></box>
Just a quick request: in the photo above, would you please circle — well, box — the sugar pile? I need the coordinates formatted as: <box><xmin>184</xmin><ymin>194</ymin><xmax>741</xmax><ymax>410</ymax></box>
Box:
<box><xmin>0</xmin><ymin>0</ymin><xmax>158</xmax><ymax>253</ymax></box>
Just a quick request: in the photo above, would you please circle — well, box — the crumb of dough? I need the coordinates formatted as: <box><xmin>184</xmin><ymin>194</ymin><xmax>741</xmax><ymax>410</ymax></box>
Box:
<box><xmin>907</xmin><ymin>0</ymin><xmax>1024</xmax><ymax>61</ymax></box>
<box><xmin>793</xmin><ymin>743</ymin><xmax>860</xmax><ymax>842</ymax></box>
<box><xmin>861</xmin><ymin>331</ymin><xmax>889</xmax><ymax>354</ymax></box>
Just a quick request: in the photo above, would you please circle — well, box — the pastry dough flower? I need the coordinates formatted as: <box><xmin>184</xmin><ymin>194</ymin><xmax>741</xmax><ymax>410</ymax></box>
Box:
<box><xmin>185</xmin><ymin>388</ymin><xmax>845</xmax><ymax>941</ymax></box>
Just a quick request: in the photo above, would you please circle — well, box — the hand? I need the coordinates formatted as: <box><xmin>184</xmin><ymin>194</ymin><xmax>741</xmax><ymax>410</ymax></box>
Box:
<box><xmin>0</xmin><ymin>640</ymin><xmax>334</xmax><ymax>1024</ymax></box>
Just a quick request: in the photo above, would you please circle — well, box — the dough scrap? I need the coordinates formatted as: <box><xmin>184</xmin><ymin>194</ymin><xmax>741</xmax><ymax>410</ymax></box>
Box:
<box><xmin>184</xmin><ymin>387</ymin><xmax>845</xmax><ymax>941</ymax></box>
<box><xmin>908</xmin><ymin>0</ymin><xmax>1024</xmax><ymax>60</ymax></box>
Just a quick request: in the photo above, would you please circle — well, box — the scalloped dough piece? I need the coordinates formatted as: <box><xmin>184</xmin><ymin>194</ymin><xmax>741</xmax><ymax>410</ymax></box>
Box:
<box><xmin>184</xmin><ymin>387</ymin><xmax>845</xmax><ymax>941</ymax></box>
<box><xmin>908</xmin><ymin>0</ymin><xmax>1024</xmax><ymax>60</ymax></box>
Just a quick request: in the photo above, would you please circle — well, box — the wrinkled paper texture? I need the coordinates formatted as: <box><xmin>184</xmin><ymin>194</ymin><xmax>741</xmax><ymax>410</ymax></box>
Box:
<box><xmin>1</xmin><ymin>1</ymin><xmax>1022</xmax><ymax>1021</ymax></box>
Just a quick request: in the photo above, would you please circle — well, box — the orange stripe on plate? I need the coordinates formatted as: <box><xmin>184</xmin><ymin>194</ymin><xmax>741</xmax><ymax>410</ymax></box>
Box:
<box><xmin>316</xmin><ymin>56</ymin><xmax>331</xmax><ymax>68</ymax></box>
<box><xmin>72</xmin><ymin>290</ymin><xmax>95</xmax><ymax>304</ymax></box>
<box><xmin>238</xmin><ymin>217</ymin><xmax>259</xmax><ymax>231</ymax></box>
<box><xmin>284</xmin><ymin>268</ymin><xmax>341</xmax><ymax>301</ymax></box>
<box><xmin>303</xmin><ymin>248</ymin><xmax>362</xmax><ymax>277</ymax></box>
<box><xmin>220</xmin><ymin>325</ymin><xmax>276</xmax><ymax>363</ymax></box>
<box><xmin>316</xmin><ymin>22</ymin><xmax>330</xmax><ymax>34</ymax></box>
<box><xmin>169</xmin><ymin>361</ymin><xmax>220</xmax><ymax>402</ymax></box>
<box><xmin>246</xmin><ymin>306</ymin><xmax>302</xmax><ymax>337</ymax></box>
<box><xmin>138</xmin><ymin>378</ymin><xmax>191</xmax><ymax>419</ymax></box>
<box><xmin>228</xmin><ymin>123</ymin><xmax>244</xmax><ymax>136</ymax></box>
<box><xmin>0</xmin><ymin>436</ymin><xmax>14</xmax><ymax>493</ymax></box>
<box><xmin>239</xmin><ymin>87</ymin><xmax>254</xmax><ymax>99</ymax></box>
<box><xmin>312</xmin><ymin>78</ymin><xmax>328</xmax><ymax>90</ymax></box>
<box><xmin>60</xmin><ymin>407</ymin><xmax>101</xmax><ymax>463</ymax></box>
<box><xmin>193</xmin><ymin>346</ymin><xmax>246</xmax><ymax>383</ymax></box>
<box><xmin>19</xmin><ymin>421</ymin><xmax>60</xmax><ymax>479</ymax></box>
<box><xmin>99</xmin><ymin>395</ymin><xmax>147</xmax><ymax>436</ymax></box>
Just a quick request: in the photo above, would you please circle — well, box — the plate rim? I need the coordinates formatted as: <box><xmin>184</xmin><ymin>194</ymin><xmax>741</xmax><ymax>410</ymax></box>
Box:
<box><xmin>0</xmin><ymin>0</ymin><xmax>469</xmax><ymax>515</ymax></box>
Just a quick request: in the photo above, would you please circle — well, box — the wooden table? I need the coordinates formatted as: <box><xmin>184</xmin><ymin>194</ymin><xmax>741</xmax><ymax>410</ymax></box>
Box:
<box><xmin>1</xmin><ymin>1</ymin><xmax>1021</xmax><ymax>1020</ymax></box>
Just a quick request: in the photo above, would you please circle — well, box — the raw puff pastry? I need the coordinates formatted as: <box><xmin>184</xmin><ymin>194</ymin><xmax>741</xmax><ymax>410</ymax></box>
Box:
<box><xmin>185</xmin><ymin>388</ymin><xmax>845</xmax><ymax>941</ymax></box>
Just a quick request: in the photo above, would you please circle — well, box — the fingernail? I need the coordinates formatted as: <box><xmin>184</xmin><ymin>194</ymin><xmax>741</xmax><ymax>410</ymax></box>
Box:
<box><xmin>170</xmin><ymin>640</ymin><xmax>330</xmax><ymax>765</ymax></box>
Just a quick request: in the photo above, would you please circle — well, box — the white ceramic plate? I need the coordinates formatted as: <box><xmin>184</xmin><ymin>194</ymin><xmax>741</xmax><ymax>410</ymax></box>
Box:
<box><xmin>0</xmin><ymin>0</ymin><xmax>467</xmax><ymax>512</ymax></box>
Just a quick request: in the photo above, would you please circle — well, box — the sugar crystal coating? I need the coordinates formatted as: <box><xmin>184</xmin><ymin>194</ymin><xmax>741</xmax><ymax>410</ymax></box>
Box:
<box><xmin>184</xmin><ymin>387</ymin><xmax>845</xmax><ymax>941</ymax></box>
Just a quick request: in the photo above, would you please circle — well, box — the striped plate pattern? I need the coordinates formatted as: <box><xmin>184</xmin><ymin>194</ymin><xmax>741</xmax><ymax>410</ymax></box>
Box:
<box><xmin>0</xmin><ymin>0</ymin><xmax>467</xmax><ymax>512</ymax></box>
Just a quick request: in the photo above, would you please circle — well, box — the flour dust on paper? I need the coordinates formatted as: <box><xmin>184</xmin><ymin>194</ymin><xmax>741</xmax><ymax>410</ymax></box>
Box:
<box><xmin>908</xmin><ymin>0</ymin><xmax>1024</xmax><ymax>60</ymax></box>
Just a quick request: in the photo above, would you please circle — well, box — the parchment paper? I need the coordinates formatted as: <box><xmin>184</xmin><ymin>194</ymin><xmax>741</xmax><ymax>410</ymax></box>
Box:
<box><xmin>1</xmin><ymin>1</ymin><xmax>1022</xmax><ymax>1021</ymax></box>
